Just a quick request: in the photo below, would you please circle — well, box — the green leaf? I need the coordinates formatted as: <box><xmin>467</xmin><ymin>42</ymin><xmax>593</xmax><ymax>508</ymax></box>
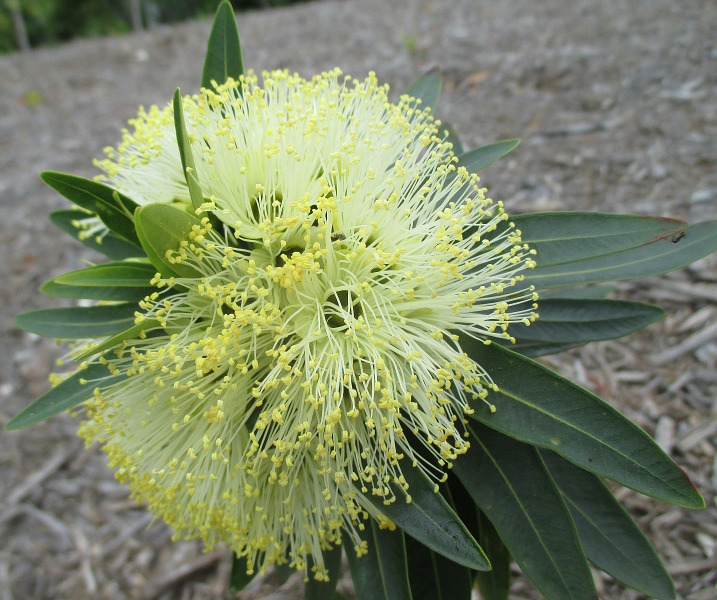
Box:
<box><xmin>15</xmin><ymin>304</ymin><xmax>138</xmax><ymax>339</ymax></box>
<box><xmin>440</xmin><ymin>122</ymin><xmax>464</xmax><ymax>155</ymax></box>
<box><xmin>134</xmin><ymin>203</ymin><xmax>202</xmax><ymax>278</ymax></box>
<box><xmin>365</xmin><ymin>461</ymin><xmax>490</xmax><ymax>571</ymax></box>
<box><xmin>229</xmin><ymin>553</ymin><xmax>260</xmax><ymax>594</ymax></box>
<box><xmin>404</xmin><ymin>70</ymin><xmax>442</xmax><ymax>113</ymax></box>
<box><xmin>5</xmin><ymin>361</ymin><xmax>124</xmax><ymax>430</ymax></box>
<box><xmin>42</xmin><ymin>261</ymin><xmax>156</xmax><ymax>301</ymax></box>
<box><xmin>73</xmin><ymin>318</ymin><xmax>160</xmax><ymax>361</ymax></box>
<box><xmin>525</xmin><ymin>220</ymin><xmax>717</xmax><ymax>288</ymax></box>
<box><xmin>41</xmin><ymin>172</ymin><xmax>141</xmax><ymax>247</ymax></box>
<box><xmin>345</xmin><ymin>521</ymin><xmax>412</xmax><ymax>600</ymax></box>
<box><xmin>305</xmin><ymin>544</ymin><xmax>342</xmax><ymax>600</ymax></box>
<box><xmin>461</xmin><ymin>342</ymin><xmax>705</xmax><ymax>508</ymax></box>
<box><xmin>514</xmin><ymin>212</ymin><xmax>686</xmax><ymax>268</ymax></box>
<box><xmin>405</xmin><ymin>535</ymin><xmax>472</xmax><ymax>600</ymax></box>
<box><xmin>541</xmin><ymin>285</ymin><xmax>614</xmax><ymax>300</ymax></box>
<box><xmin>40</xmin><ymin>279</ymin><xmax>151</xmax><ymax>303</ymax></box>
<box><xmin>473</xmin><ymin>513</ymin><xmax>511</xmax><ymax>600</ymax></box>
<box><xmin>453</xmin><ymin>423</ymin><xmax>595</xmax><ymax>600</ymax></box>
<box><xmin>456</xmin><ymin>139</ymin><xmax>520</xmax><ymax>173</ymax></box>
<box><xmin>173</xmin><ymin>89</ymin><xmax>205</xmax><ymax>214</ymax></box>
<box><xmin>201</xmin><ymin>0</ymin><xmax>243</xmax><ymax>90</ymax></box>
<box><xmin>508</xmin><ymin>298</ymin><xmax>664</xmax><ymax>356</ymax></box>
<box><xmin>49</xmin><ymin>209</ymin><xmax>144</xmax><ymax>260</ymax></box>
<box><xmin>541</xmin><ymin>451</ymin><xmax>676</xmax><ymax>600</ymax></box>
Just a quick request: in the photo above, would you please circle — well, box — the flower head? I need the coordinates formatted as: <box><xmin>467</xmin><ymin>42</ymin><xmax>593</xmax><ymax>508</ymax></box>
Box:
<box><xmin>80</xmin><ymin>69</ymin><xmax>537</xmax><ymax>577</ymax></box>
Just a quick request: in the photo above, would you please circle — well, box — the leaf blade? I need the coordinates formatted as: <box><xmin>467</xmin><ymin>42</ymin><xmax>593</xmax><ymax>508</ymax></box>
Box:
<box><xmin>525</xmin><ymin>220</ymin><xmax>717</xmax><ymax>288</ymax></box>
<box><xmin>365</xmin><ymin>462</ymin><xmax>490</xmax><ymax>570</ymax></box>
<box><xmin>173</xmin><ymin>89</ymin><xmax>205</xmax><ymax>214</ymax></box>
<box><xmin>15</xmin><ymin>304</ymin><xmax>138</xmax><ymax>339</ymax></box>
<box><xmin>514</xmin><ymin>212</ymin><xmax>686</xmax><ymax>268</ymax></box>
<box><xmin>49</xmin><ymin>209</ymin><xmax>144</xmax><ymax>260</ymax></box>
<box><xmin>345</xmin><ymin>521</ymin><xmax>412</xmax><ymax>600</ymax></box>
<box><xmin>541</xmin><ymin>451</ymin><xmax>676</xmax><ymax>600</ymax></box>
<box><xmin>134</xmin><ymin>203</ymin><xmax>202</xmax><ymax>278</ymax></box>
<box><xmin>41</xmin><ymin>171</ymin><xmax>141</xmax><ymax>247</ymax></box>
<box><xmin>405</xmin><ymin>534</ymin><xmax>472</xmax><ymax>600</ymax></box>
<box><xmin>5</xmin><ymin>361</ymin><xmax>124</xmax><ymax>430</ymax></box>
<box><xmin>201</xmin><ymin>0</ymin><xmax>244</xmax><ymax>90</ymax></box>
<box><xmin>404</xmin><ymin>70</ymin><xmax>442</xmax><ymax>114</ymax></box>
<box><xmin>462</xmin><ymin>342</ymin><xmax>705</xmax><ymax>508</ymax></box>
<box><xmin>453</xmin><ymin>424</ymin><xmax>596</xmax><ymax>600</ymax></box>
<box><xmin>305</xmin><ymin>544</ymin><xmax>343</xmax><ymax>600</ymax></box>
<box><xmin>456</xmin><ymin>139</ymin><xmax>520</xmax><ymax>173</ymax></box>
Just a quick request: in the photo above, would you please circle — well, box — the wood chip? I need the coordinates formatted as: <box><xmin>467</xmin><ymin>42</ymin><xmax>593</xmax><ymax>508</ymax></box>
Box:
<box><xmin>650</xmin><ymin>320</ymin><xmax>717</xmax><ymax>366</ymax></box>
<box><xmin>140</xmin><ymin>551</ymin><xmax>225</xmax><ymax>600</ymax></box>
<box><xmin>6</xmin><ymin>448</ymin><xmax>73</xmax><ymax>506</ymax></box>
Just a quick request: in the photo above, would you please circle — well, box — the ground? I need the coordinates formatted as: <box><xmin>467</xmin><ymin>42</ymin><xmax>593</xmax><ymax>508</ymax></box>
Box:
<box><xmin>0</xmin><ymin>0</ymin><xmax>715</xmax><ymax>598</ymax></box>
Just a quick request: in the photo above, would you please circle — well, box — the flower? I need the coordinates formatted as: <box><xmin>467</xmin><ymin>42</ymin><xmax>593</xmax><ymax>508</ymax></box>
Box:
<box><xmin>78</xmin><ymin>69</ymin><xmax>538</xmax><ymax>578</ymax></box>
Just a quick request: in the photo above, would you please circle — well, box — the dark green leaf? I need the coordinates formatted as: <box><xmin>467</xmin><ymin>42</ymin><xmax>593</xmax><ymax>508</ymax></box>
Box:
<box><xmin>173</xmin><ymin>89</ymin><xmax>205</xmax><ymax>214</ymax></box>
<box><xmin>49</xmin><ymin>209</ymin><xmax>144</xmax><ymax>260</ymax></box>
<box><xmin>456</xmin><ymin>139</ymin><xmax>520</xmax><ymax>174</ymax></box>
<box><xmin>453</xmin><ymin>423</ymin><xmax>595</xmax><ymax>600</ymax></box>
<box><xmin>345</xmin><ymin>521</ymin><xmax>412</xmax><ymax>600</ymax></box>
<box><xmin>134</xmin><ymin>203</ymin><xmax>202</xmax><ymax>278</ymax></box>
<box><xmin>508</xmin><ymin>298</ymin><xmax>664</xmax><ymax>354</ymax></box>
<box><xmin>305</xmin><ymin>544</ymin><xmax>342</xmax><ymax>600</ymax></box>
<box><xmin>15</xmin><ymin>304</ymin><xmax>138</xmax><ymax>339</ymax></box>
<box><xmin>541</xmin><ymin>285</ymin><xmax>614</xmax><ymax>300</ymax></box>
<box><xmin>201</xmin><ymin>0</ymin><xmax>243</xmax><ymax>90</ymax></box>
<box><xmin>404</xmin><ymin>70</ymin><xmax>442</xmax><ymax>113</ymax></box>
<box><xmin>514</xmin><ymin>212</ymin><xmax>686</xmax><ymax>268</ymax></box>
<box><xmin>41</xmin><ymin>172</ymin><xmax>141</xmax><ymax>247</ymax></box>
<box><xmin>405</xmin><ymin>534</ymin><xmax>472</xmax><ymax>600</ymax></box>
<box><xmin>542</xmin><ymin>451</ymin><xmax>676</xmax><ymax>600</ymax></box>
<box><xmin>40</xmin><ymin>279</ymin><xmax>151</xmax><ymax>302</ymax></box>
<box><xmin>365</xmin><ymin>462</ymin><xmax>490</xmax><ymax>571</ymax></box>
<box><xmin>441</xmin><ymin>122</ymin><xmax>464</xmax><ymax>155</ymax></box>
<box><xmin>525</xmin><ymin>220</ymin><xmax>717</xmax><ymax>288</ymax></box>
<box><xmin>5</xmin><ymin>361</ymin><xmax>124</xmax><ymax>430</ymax></box>
<box><xmin>461</xmin><ymin>342</ymin><xmax>705</xmax><ymax>508</ymax></box>
<box><xmin>73</xmin><ymin>318</ymin><xmax>160</xmax><ymax>361</ymax></box>
<box><xmin>473</xmin><ymin>513</ymin><xmax>511</xmax><ymax>600</ymax></box>
<box><xmin>229</xmin><ymin>553</ymin><xmax>260</xmax><ymax>594</ymax></box>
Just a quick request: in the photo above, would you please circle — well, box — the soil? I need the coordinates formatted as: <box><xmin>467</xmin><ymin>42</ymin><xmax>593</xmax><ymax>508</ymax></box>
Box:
<box><xmin>0</xmin><ymin>0</ymin><xmax>715</xmax><ymax>598</ymax></box>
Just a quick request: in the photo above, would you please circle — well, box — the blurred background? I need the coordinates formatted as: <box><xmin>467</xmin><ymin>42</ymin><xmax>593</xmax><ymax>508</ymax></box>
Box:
<box><xmin>1</xmin><ymin>0</ymin><xmax>313</xmax><ymax>54</ymax></box>
<box><xmin>1</xmin><ymin>0</ymin><xmax>715</xmax><ymax>598</ymax></box>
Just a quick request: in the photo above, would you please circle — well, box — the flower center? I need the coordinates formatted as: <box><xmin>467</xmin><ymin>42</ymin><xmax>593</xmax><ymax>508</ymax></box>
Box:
<box><xmin>324</xmin><ymin>289</ymin><xmax>362</xmax><ymax>328</ymax></box>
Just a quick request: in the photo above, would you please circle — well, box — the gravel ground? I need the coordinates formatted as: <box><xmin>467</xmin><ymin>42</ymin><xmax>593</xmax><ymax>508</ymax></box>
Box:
<box><xmin>1</xmin><ymin>0</ymin><xmax>716</xmax><ymax>598</ymax></box>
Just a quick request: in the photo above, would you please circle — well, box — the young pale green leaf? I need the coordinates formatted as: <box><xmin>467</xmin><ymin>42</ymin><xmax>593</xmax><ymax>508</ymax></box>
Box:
<box><xmin>456</xmin><ymin>139</ymin><xmax>520</xmax><ymax>173</ymax></box>
<box><xmin>49</xmin><ymin>209</ymin><xmax>144</xmax><ymax>260</ymax></box>
<box><xmin>73</xmin><ymin>318</ymin><xmax>160</xmax><ymax>361</ymax></box>
<box><xmin>404</xmin><ymin>70</ymin><xmax>442</xmax><ymax>114</ymax></box>
<box><xmin>345</xmin><ymin>521</ymin><xmax>412</xmax><ymax>600</ymax></box>
<box><xmin>40</xmin><ymin>279</ymin><xmax>152</xmax><ymax>303</ymax></box>
<box><xmin>473</xmin><ymin>513</ymin><xmax>511</xmax><ymax>600</ymax></box>
<box><xmin>514</xmin><ymin>212</ymin><xmax>686</xmax><ymax>267</ymax></box>
<box><xmin>229</xmin><ymin>553</ymin><xmax>261</xmax><ymax>594</ymax></box>
<box><xmin>134</xmin><ymin>203</ymin><xmax>202</xmax><ymax>278</ymax></box>
<box><xmin>305</xmin><ymin>544</ymin><xmax>343</xmax><ymax>600</ymax></box>
<box><xmin>525</xmin><ymin>220</ymin><xmax>717</xmax><ymax>288</ymax></box>
<box><xmin>15</xmin><ymin>304</ymin><xmax>138</xmax><ymax>339</ymax></box>
<box><xmin>404</xmin><ymin>534</ymin><xmax>473</xmax><ymax>600</ymax></box>
<box><xmin>201</xmin><ymin>0</ymin><xmax>243</xmax><ymax>90</ymax></box>
<box><xmin>365</xmin><ymin>461</ymin><xmax>490</xmax><ymax>571</ymax></box>
<box><xmin>55</xmin><ymin>261</ymin><xmax>156</xmax><ymax>287</ymax></box>
<box><xmin>41</xmin><ymin>172</ymin><xmax>141</xmax><ymax>247</ymax></box>
<box><xmin>508</xmin><ymin>298</ymin><xmax>664</xmax><ymax>356</ymax></box>
<box><xmin>173</xmin><ymin>89</ymin><xmax>205</xmax><ymax>214</ymax></box>
<box><xmin>541</xmin><ymin>451</ymin><xmax>676</xmax><ymax>600</ymax></box>
<box><xmin>454</xmin><ymin>423</ymin><xmax>596</xmax><ymax>600</ymax></box>
<box><xmin>5</xmin><ymin>361</ymin><xmax>124</xmax><ymax>430</ymax></box>
<box><xmin>461</xmin><ymin>341</ymin><xmax>705</xmax><ymax>508</ymax></box>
